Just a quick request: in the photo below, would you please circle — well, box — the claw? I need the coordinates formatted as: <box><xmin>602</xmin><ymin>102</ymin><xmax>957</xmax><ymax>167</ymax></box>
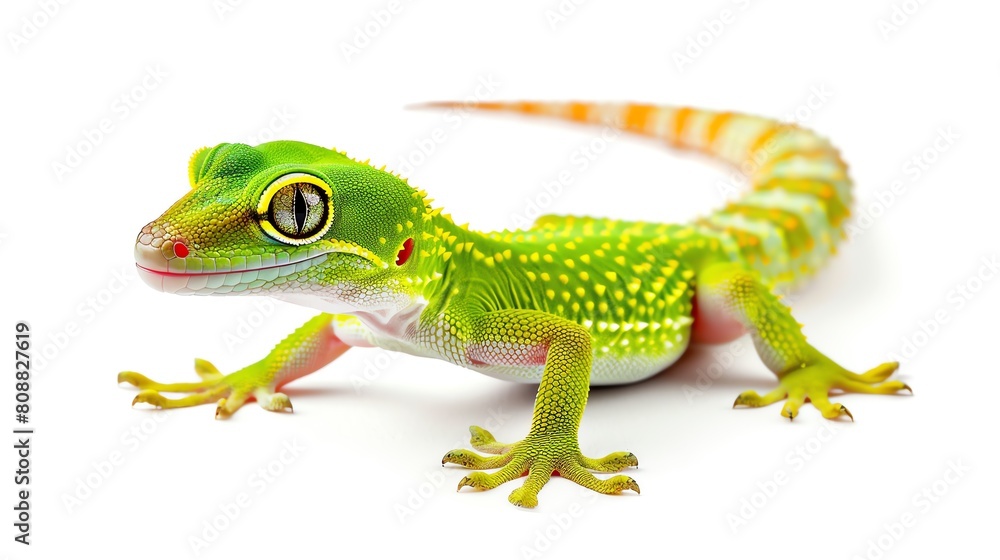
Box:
<box><xmin>840</xmin><ymin>405</ymin><xmax>854</xmax><ymax>422</ymax></box>
<box><xmin>626</xmin><ymin>478</ymin><xmax>640</xmax><ymax>494</ymax></box>
<box><xmin>133</xmin><ymin>390</ymin><xmax>165</xmax><ymax>408</ymax></box>
<box><xmin>738</xmin><ymin>361</ymin><xmax>907</xmax><ymax>421</ymax></box>
<box><xmin>215</xmin><ymin>399</ymin><xmax>229</xmax><ymax>420</ymax></box>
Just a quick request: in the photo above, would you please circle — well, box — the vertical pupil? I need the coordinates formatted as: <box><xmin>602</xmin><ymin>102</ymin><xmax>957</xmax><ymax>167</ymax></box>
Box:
<box><xmin>293</xmin><ymin>186</ymin><xmax>307</xmax><ymax>234</ymax></box>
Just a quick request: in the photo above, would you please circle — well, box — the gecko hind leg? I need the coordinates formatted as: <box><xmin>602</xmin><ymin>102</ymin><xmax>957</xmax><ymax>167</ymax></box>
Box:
<box><xmin>698</xmin><ymin>263</ymin><xmax>911</xmax><ymax>421</ymax></box>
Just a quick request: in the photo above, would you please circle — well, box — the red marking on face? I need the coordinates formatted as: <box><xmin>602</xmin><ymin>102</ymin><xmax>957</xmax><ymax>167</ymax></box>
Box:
<box><xmin>396</xmin><ymin>237</ymin><xmax>414</xmax><ymax>266</ymax></box>
<box><xmin>174</xmin><ymin>242</ymin><xmax>189</xmax><ymax>258</ymax></box>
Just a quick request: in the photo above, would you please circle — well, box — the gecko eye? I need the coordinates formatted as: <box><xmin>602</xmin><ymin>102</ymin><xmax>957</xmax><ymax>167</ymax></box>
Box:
<box><xmin>257</xmin><ymin>173</ymin><xmax>334</xmax><ymax>245</ymax></box>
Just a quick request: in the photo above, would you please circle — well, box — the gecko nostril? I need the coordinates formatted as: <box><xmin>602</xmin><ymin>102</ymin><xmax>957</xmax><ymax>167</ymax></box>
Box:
<box><xmin>174</xmin><ymin>241</ymin><xmax>189</xmax><ymax>258</ymax></box>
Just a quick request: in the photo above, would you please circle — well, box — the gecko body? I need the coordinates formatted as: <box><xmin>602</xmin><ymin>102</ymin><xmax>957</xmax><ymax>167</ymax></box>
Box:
<box><xmin>121</xmin><ymin>102</ymin><xmax>908</xmax><ymax>507</ymax></box>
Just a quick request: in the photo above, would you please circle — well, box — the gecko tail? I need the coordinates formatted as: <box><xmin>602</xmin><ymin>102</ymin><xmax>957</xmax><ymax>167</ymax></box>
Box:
<box><xmin>412</xmin><ymin>100</ymin><xmax>853</xmax><ymax>288</ymax></box>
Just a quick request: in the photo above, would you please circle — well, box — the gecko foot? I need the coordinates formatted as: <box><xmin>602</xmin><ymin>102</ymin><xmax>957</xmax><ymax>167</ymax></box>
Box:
<box><xmin>733</xmin><ymin>360</ymin><xmax>910</xmax><ymax>420</ymax></box>
<box><xmin>118</xmin><ymin>357</ymin><xmax>293</xmax><ymax>419</ymax></box>
<box><xmin>443</xmin><ymin>425</ymin><xmax>639</xmax><ymax>508</ymax></box>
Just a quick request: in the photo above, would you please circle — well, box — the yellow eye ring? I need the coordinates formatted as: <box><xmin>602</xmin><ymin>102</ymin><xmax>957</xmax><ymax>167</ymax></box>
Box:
<box><xmin>257</xmin><ymin>173</ymin><xmax>334</xmax><ymax>245</ymax></box>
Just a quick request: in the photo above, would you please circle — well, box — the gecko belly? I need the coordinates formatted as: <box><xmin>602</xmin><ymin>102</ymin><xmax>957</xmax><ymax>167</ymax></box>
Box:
<box><xmin>465</xmin><ymin>335</ymin><xmax>691</xmax><ymax>386</ymax></box>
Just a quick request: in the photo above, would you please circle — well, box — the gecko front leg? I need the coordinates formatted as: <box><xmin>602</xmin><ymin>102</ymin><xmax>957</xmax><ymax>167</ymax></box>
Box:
<box><xmin>440</xmin><ymin>308</ymin><xmax>639</xmax><ymax>508</ymax></box>
<box><xmin>118</xmin><ymin>313</ymin><xmax>368</xmax><ymax>417</ymax></box>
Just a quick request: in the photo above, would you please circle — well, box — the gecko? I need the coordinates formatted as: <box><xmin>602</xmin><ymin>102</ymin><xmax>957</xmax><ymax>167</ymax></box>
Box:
<box><xmin>119</xmin><ymin>102</ymin><xmax>910</xmax><ymax>508</ymax></box>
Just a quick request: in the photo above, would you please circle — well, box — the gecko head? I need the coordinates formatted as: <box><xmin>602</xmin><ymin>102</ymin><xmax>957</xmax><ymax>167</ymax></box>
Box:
<box><xmin>134</xmin><ymin>141</ymin><xmax>430</xmax><ymax>310</ymax></box>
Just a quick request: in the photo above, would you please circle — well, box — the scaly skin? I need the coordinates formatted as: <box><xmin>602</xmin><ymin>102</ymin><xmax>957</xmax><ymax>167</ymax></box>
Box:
<box><xmin>119</xmin><ymin>102</ymin><xmax>910</xmax><ymax>508</ymax></box>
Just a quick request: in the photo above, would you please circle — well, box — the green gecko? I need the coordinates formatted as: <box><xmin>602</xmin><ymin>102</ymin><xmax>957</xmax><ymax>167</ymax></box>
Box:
<box><xmin>119</xmin><ymin>101</ymin><xmax>910</xmax><ymax>508</ymax></box>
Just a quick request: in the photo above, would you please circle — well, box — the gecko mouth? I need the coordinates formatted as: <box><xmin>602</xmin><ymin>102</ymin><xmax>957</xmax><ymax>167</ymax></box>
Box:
<box><xmin>134</xmin><ymin>239</ymin><xmax>387</xmax><ymax>294</ymax></box>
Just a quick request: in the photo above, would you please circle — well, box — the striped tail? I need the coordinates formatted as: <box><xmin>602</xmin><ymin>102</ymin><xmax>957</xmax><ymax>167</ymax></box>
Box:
<box><xmin>417</xmin><ymin>101</ymin><xmax>853</xmax><ymax>288</ymax></box>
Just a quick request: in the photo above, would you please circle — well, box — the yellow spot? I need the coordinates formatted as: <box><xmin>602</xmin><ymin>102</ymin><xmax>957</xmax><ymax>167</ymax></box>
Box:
<box><xmin>614</xmin><ymin>255</ymin><xmax>626</xmax><ymax>266</ymax></box>
<box><xmin>614</xmin><ymin>290</ymin><xmax>625</xmax><ymax>301</ymax></box>
<box><xmin>594</xmin><ymin>283</ymin><xmax>606</xmax><ymax>296</ymax></box>
<box><xmin>547</xmin><ymin>243</ymin><xmax>558</xmax><ymax>251</ymax></box>
<box><xmin>519</xmin><ymin>254</ymin><xmax>528</xmax><ymax>263</ymax></box>
<box><xmin>575</xmin><ymin>287</ymin><xmax>586</xmax><ymax>297</ymax></box>
<box><xmin>396</xmin><ymin>223</ymin><xmax>404</xmax><ymax>233</ymax></box>
<box><xmin>472</xmin><ymin>249</ymin><xmax>485</xmax><ymax>260</ymax></box>
<box><xmin>580</xmin><ymin>254</ymin><xmax>591</xmax><ymax>264</ymax></box>
<box><xmin>559</xmin><ymin>274</ymin><xmax>570</xmax><ymax>284</ymax></box>
<box><xmin>601</xmin><ymin>242</ymin><xmax>612</xmax><ymax>250</ymax></box>
<box><xmin>565</xmin><ymin>241</ymin><xmax>577</xmax><ymax>249</ymax></box>
<box><xmin>605</xmin><ymin>271</ymin><xmax>617</xmax><ymax>282</ymax></box>
<box><xmin>530</xmin><ymin>252</ymin><xmax>540</xmax><ymax>263</ymax></box>
<box><xmin>598</xmin><ymin>302</ymin><xmax>609</xmax><ymax>313</ymax></box>
<box><xmin>540</xmin><ymin>272</ymin><xmax>551</xmax><ymax>282</ymax></box>
<box><xmin>594</xmin><ymin>249</ymin><xmax>606</xmax><ymax>257</ymax></box>
<box><xmin>643</xmin><ymin>292</ymin><xmax>657</xmax><ymax>304</ymax></box>
<box><xmin>564</xmin><ymin>259</ymin><xmax>575</xmax><ymax>268</ymax></box>
<box><xmin>493</xmin><ymin>252</ymin><xmax>503</xmax><ymax>263</ymax></box>
<box><xmin>627</xmin><ymin>279</ymin><xmax>642</xmax><ymax>294</ymax></box>
<box><xmin>681</xmin><ymin>269</ymin><xmax>695</xmax><ymax>280</ymax></box>
<box><xmin>561</xmin><ymin>291</ymin><xmax>572</xmax><ymax>302</ymax></box>
<box><xmin>546</xmin><ymin>289</ymin><xmax>555</xmax><ymax>299</ymax></box>
<box><xmin>585</xmin><ymin>301</ymin><xmax>595</xmax><ymax>311</ymax></box>
<box><xmin>526</xmin><ymin>271</ymin><xmax>537</xmax><ymax>281</ymax></box>
<box><xmin>543</xmin><ymin>254</ymin><xmax>554</xmax><ymax>263</ymax></box>
<box><xmin>379</xmin><ymin>237</ymin><xmax>387</xmax><ymax>244</ymax></box>
<box><xmin>442</xmin><ymin>252</ymin><xmax>452</xmax><ymax>262</ymax></box>
<box><xmin>578</xmin><ymin>271</ymin><xmax>589</xmax><ymax>281</ymax></box>
<box><xmin>571</xmin><ymin>302</ymin><xmax>580</xmax><ymax>312</ymax></box>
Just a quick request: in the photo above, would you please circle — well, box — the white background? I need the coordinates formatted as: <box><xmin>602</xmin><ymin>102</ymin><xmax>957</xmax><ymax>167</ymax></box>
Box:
<box><xmin>2</xmin><ymin>1</ymin><xmax>998</xmax><ymax>558</ymax></box>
